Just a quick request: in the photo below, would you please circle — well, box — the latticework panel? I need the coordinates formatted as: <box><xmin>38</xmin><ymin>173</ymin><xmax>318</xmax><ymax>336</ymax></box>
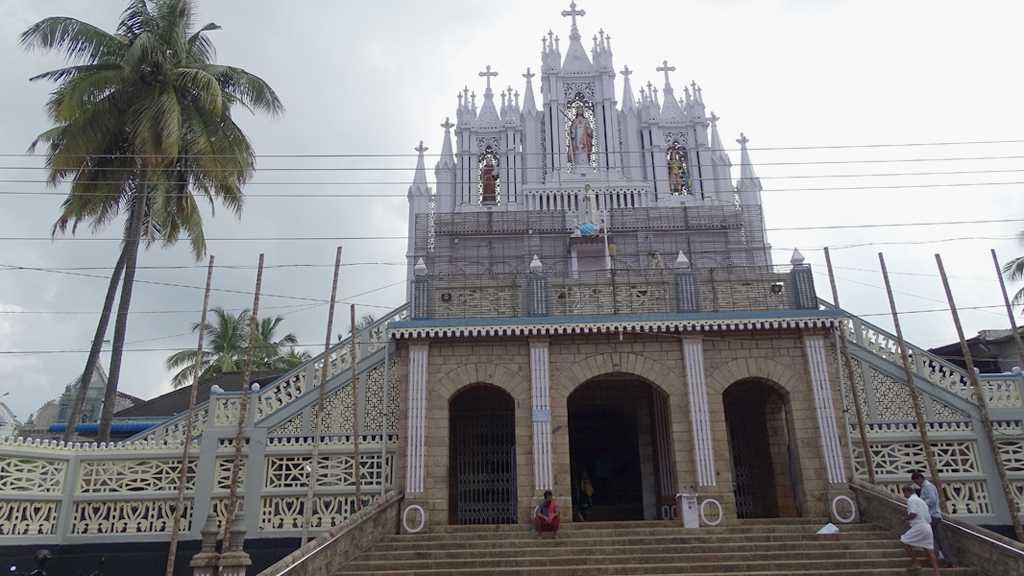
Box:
<box><xmin>874</xmin><ymin>481</ymin><xmax>991</xmax><ymax>515</ymax></box>
<box><xmin>0</xmin><ymin>457</ymin><xmax>66</xmax><ymax>493</ymax></box>
<box><xmin>70</xmin><ymin>499</ymin><xmax>192</xmax><ymax>534</ymax></box>
<box><xmin>870</xmin><ymin>368</ymin><xmax>915</xmax><ymax>421</ymax></box>
<box><xmin>214</xmin><ymin>397</ymin><xmax>241</xmax><ymax>426</ymax></box>
<box><xmin>364</xmin><ymin>356</ymin><xmax>400</xmax><ymax>432</ymax></box>
<box><xmin>0</xmin><ymin>500</ymin><xmax>60</xmax><ymax>535</ymax></box>
<box><xmin>930</xmin><ymin>398</ymin><xmax>966</xmax><ymax>420</ymax></box>
<box><xmin>999</xmin><ymin>441</ymin><xmax>1024</xmax><ymax>472</ymax></box>
<box><xmin>271</xmin><ymin>413</ymin><xmax>303</xmax><ymax>436</ymax></box>
<box><xmin>317</xmin><ymin>384</ymin><xmax>355</xmax><ymax>433</ymax></box>
<box><xmin>851</xmin><ymin>441</ymin><xmax>982</xmax><ymax>477</ymax></box>
<box><xmin>263</xmin><ymin>453</ymin><xmax>389</xmax><ymax>490</ymax></box>
<box><xmin>259</xmin><ymin>494</ymin><xmax>379</xmax><ymax>530</ymax></box>
<box><xmin>215</xmin><ymin>457</ymin><xmax>246</xmax><ymax>491</ymax></box>
<box><xmin>77</xmin><ymin>459</ymin><xmax>197</xmax><ymax>493</ymax></box>
<box><xmin>841</xmin><ymin>359</ymin><xmax>869</xmax><ymax>421</ymax></box>
<box><xmin>1012</xmin><ymin>481</ymin><xmax>1024</xmax><ymax>510</ymax></box>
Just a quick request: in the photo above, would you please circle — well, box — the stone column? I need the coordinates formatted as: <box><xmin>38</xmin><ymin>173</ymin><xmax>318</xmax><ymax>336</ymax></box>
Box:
<box><xmin>682</xmin><ymin>338</ymin><xmax>716</xmax><ymax>487</ymax></box>
<box><xmin>529</xmin><ymin>337</ymin><xmax>553</xmax><ymax>491</ymax></box>
<box><xmin>405</xmin><ymin>343</ymin><xmax>429</xmax><ymax>494</ymax></box>
<box><xmin>804</xmin><ymin>335</ymin><xmax>847</xmax><ymax>484</ymax></box>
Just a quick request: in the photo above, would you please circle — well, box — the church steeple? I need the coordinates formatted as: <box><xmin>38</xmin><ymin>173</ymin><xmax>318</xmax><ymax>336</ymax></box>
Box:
<box><xmin>522</xmin><ymin>68</ymin><xmax>538</xmax><ymax>115</ymax></box>
<box><xmin>735</xmin><ymin>133</ymin><xmax>763</xmax><ymax>204</ymax></box>
<box><xmin>409</xmin><ymin>141</ymin><xmax>431</xmax><ymax>199</ymax></box>
<box><xmin>620</xmin><ymin>65</ymin><xmax>636</xmax><ymax>112</ymax></box>
<box><xmin>657</xmin><ymin>60</ymin><xmax>685</xmax><ymax>123</ymax></box>
<box><xmin>436</xmin><ymin>120</ymin><xmax>456</xmax><ymax>213</ymax></box>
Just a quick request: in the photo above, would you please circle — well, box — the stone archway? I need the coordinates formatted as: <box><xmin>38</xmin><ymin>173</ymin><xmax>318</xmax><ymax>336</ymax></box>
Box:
<box><xmin>567</xmin><ymin>376</ymin><xmax>674</xmax><ymax>521</ymax></box>
<box><xmin>448</xmin><ymin>384</ymin><xmax>518</xmax><ymax>525</ymax></box>
<box><xmin>723</xmin><ymin>379</ymin><xmax>800</xmax><ymax>519</ymax></box>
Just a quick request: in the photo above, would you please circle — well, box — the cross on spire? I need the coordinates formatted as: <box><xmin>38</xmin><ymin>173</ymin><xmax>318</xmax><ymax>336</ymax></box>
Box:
<box><xmin>415</xmin><ymin>141</ymin><xmax>428</xmax><ymax>155</ymax></box>
<box><xmin>708</xmin><ymin>112</ymin><xmax>719</xmax><ymax>125</ymax></box>
<box><xmin>479</xmin><ymin>65</ymin><xmax>498</xmax><ymax>91</ymax></box>
<box><xmin>523</xmin><ymin>67</ymin><xmax>535</xmax><ymax>81</ymax></box>
<box><xmin>620</xmin><ymin>65</ymin><xmax>632</xmax><ymax>79</ymax></box>
<box><xmin>561</xmin><ymin>2</ymin><xmax>585</xmax><ymax>31</ymax></box>
<box><xmin>441</xmin><ymin>118</ymin><xmax>454</xmax><ymax>131</ymax></box>
<box><xmin>736</xmin><ymin>133</ymin><xmax>750</xmax><ymax>147</ymax></box>
<box><xmin>656</xmin><ymin>60</ymin><xmax>676</xmax><ymax>88</ymax></box>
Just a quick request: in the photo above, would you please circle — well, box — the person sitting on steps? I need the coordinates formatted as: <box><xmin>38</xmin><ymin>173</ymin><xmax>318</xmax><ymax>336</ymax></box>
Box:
<box><xmin>535</xmin><ymin>490</ymin><xmax>560</xmax><ymax>539</ymax></box>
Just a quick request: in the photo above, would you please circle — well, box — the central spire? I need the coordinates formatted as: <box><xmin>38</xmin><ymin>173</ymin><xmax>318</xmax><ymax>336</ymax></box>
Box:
<box><xmin>561</xmin><ymin>1</ymin><xmax>586</xmax><ymax>40</ymax></box>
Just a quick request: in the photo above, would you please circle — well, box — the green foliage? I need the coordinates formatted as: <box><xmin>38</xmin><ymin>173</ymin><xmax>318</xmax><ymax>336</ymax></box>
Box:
<box><xmin>1001</xmin><ymin>230</ymin><xmax>1024</xmax><ymax>311</ymax></box>
<box><xmin>165</xmin><ymin>307</ymin><xmax>310</xmax><ymax>388</ymax></box>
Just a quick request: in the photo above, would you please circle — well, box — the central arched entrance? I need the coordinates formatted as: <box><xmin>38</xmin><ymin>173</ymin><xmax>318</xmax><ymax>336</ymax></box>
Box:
<box><xmin>724</xmin><ymin>379</ymin><xmax>800</xmax><ymax>519</ymax></box>
<box><xmin>449</xmin><ymin>385</ymin><xmax>517</xmax><ymax>525</ymax></box>
<box><xmin>567</xmin><ymin>377</ymin><xmax>675</xmax><ymax>521</ymax></box>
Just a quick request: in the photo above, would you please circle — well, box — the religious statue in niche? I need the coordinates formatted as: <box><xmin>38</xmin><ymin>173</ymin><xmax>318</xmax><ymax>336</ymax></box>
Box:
<box><xmin>479</xmin><ymin>147</ymin><xmax>500</xmax><ymax>204</ymax></box>
<box><xmin>564</xmin><ymin>92</ymin><xmax>597</xmax><ymax>170</ymax></box>
<box><xmin>667</xmin><ymin>142</ymin><xmax>692</xmax><ymax>195</ymax></box>
<box><xmin>571</xmin><ymin>184</ymin><xmax>604</xmax><ymax>236</ymax></box>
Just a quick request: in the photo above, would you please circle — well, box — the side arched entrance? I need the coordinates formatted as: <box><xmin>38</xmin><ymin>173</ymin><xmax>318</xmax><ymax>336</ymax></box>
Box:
<box><xmin>567</xmin><ymin>377</ymin><xmax>675</xmax><ymax>521</ymax></box>
<box><xmin>723</xmin><ymin>379</ymin><xmax>801</xmax><ymax>519</ymax></box>
<box><xmin>448</xmin><ymin>385</ymin><xmax>517</xmax><ymax>525</ymax></box>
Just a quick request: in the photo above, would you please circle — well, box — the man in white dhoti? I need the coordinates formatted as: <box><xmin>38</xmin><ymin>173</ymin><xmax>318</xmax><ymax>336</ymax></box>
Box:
<box><xmin>900</xmin><ymin>485</ymin><xmax>940</xmax><ymax>575</ymax></box>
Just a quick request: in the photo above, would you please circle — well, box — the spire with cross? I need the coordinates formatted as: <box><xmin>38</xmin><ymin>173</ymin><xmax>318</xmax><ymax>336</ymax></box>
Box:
<box><xmin>737</xmin><ymin>133</ymin><xmax>750</xmax><ymax>147</ymax></box>
<box><xmin>415</xmin><ymin>141</ymin><xmax>428</xmax><ymax>155</ymax></box>
<box><xmin>620</xmin><ymin>65</ymin><xmax>632</xmax><ymax>79</ymax></box>
<box><xmin>656</xmin><ymin>60</ymin><xmax>676</xmax><ymax>90</ymax></box>
<box><xmin>523</xmin><ymin>67</ymin><xmax>535</xmax><ymax>82</ymax></box>
<box><xmin>441</xmin><ymin>118</ymin><xmax>454</xmax><ymax>131</ymax></box>
<box><xmin>562</xmin><ymin>2</ymin><xmax>585</xmax><ymax>38</ymax></box>
<box><xmin>479</xmin><ymin>65</ymin><xmax>498</xmax><ymax>94</ymax></box>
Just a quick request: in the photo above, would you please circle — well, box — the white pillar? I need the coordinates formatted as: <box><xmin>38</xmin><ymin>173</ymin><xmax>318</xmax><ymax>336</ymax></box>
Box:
<box><xmin>530</xmin><ymin>337</ymin><xmax>553</xmax><ymax>490</ymax></box>
<box><xmin>804</xmin><ymin>335</ymin><xmax>848</xmax><ymax>484</ymax></box>
<box><xmin>405</xmin><ymin>343</ymin><xmax>429</xmax><ymax>493</ymax></box>
<box><xmin>683</xmin><ymin>338</ymin><xmax>716</xmax><ymax>487</ymax></box>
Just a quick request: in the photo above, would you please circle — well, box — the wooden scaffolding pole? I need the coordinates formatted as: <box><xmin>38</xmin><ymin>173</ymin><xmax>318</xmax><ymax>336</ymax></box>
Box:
<box><xmin>935</xmin><ymin>253</ymin><xmax>1024</xmax><ymax>541</ymax></box>
<box><xmin>823</xmin><ymin>247</ymin><xmax>875</xmax><ymax>484</ymax></box>
<box><xmin>878</xmin><ymin>253</ymin><xmax>946</xmax><ymax>513</ymax></box>
<box><xmin>224</xmin><ymin>254</ymin><xmax>265</xmax><ymax>551</ymax></box>
<box><xmin>351</xmin><ymin>304</ymin><xmax>362</xmax><ymax>510</ymax></box>
<box><xmin>301</xmin><ymin>247</ymin><xmax>343</xmax><ymax>546</ymax></box>
<box><xmin>165</xmin><ymin>256</ymin><xmax>215</xmax><ymax>576</ymax></box>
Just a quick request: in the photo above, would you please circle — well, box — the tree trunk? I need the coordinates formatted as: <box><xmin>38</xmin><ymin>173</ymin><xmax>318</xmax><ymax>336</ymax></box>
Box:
<box><xmin>97</xmin><ymin>177</ymin><xmax>148</xmax><ymax>443</ymax></box>
<box><xmin>63</xmin><ymin>249</ymin><xmax>126</xmax><ymax>442</ymax></box>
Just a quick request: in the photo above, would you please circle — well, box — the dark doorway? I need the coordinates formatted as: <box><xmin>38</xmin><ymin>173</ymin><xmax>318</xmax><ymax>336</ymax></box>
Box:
<box><xmin>567</xmin><ymin>379</ymin><xmax>673</xmax><ymax>521</ymax></box>
<box><xmin>449</xmin><ymin>385</ymin><xmax>517</xmax><ymax>524</ymax></box>
<box><xmin>723</xmin><ymin>379</ymin><xmax>800</xmax><ymax>519</ymax></box>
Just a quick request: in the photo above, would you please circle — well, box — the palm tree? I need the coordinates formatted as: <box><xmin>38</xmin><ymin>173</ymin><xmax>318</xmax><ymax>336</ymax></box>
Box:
<box><xmin>165</xmin><ymin>307</ymin><xmax>309</xmax><ymax>388</ymax></box>
<box><xmin>22</xmin><ymin>0</ymin><xmax>283</xmax><ymax>442</ymax></box>
<box><xmin>1001</xmin><ymin>230</ymin><xmax>1024</xmax><ymax>310</ymax></box>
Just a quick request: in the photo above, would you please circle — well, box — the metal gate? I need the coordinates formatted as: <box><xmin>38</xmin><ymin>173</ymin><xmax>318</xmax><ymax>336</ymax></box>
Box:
<box><xmin>452</xmin><ymin>411</ymin><xmax>518</xmax><ymax>524</ymax></box>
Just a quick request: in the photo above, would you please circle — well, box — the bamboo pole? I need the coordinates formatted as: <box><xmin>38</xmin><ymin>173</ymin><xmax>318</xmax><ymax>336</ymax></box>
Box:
<box><xmin>991</xmin><ymin>249</ymin><xmax>1024</xmax><ymax>370</ymax></box>
<box><xmin>878</xmin><ymin>253</ymin><xmax>946</xmax><ymax>512</ymax></box>
<box><xmin>381</xmin><ymin>339</ymin><xmax>390</xmax><ymax>497</ymax></box>
<box><xmin>823</xmin><ymin>248</ymin><xmax>875</xmax><ymax>484</ymax></box>
<box><xmin>165</xmin><ymin>256</ymin><xmax>215</xmax><ymax>576</ymax></box>
<box><xmin>301</xmin><ymin>247</ymin><xmax>343</xmax><ymax>546</ymax></box>
<box><xmin>224</xmin><ymin>254</ymin><xmax>265</xmax><ymax>551</ymax></box>
<box><xmin>352</xmin><ymin>304</ymin><xmax>362</xmax><ymax>510</ymax></box>
<box><xmin>935</xmin><ymin>253</ymin><xmax>1024</xmax><ymax>541</ymax></box>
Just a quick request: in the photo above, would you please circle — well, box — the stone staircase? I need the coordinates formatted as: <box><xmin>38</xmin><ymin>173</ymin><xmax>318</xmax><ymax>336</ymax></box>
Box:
<box><xmin>334</xmin><ymin>518</ymin><xmax>982</xmax><ymax>576</ymax></box>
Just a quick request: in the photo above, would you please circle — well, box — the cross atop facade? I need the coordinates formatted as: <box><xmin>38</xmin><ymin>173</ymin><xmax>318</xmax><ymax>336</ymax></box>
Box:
<box><xmin>656</xmin><ymin>60</ymin><xmax>676</xmax><ymax>87</ymax></box>
<box><xmin>441</xmin><ymin>118</ymin><xmax>454</xmax><ymax>131</ymax></box>
<box><xmin>523</xmin><ymin>67</ymin><xmax>535</xmax><ymax>81</ymax></box>
<box><xmin>736</xmin><ymin>133</ymin><xmax>749</xmax><ymax>147</ymax></box>
<box><xmin>415</xmin><ymin>141</ymin><xmax>428</xmax><ymax>155</ymax></box>
<box><xmin>479</xmin><ymin>65</ymin><xmax>498</xmax><ymax>90</ymax></box>
<box><xmin>620</xmin><ymin>65</ymin><xmax>632</xmax><ymax>79</ymax></box>
<box><xmin>561</xmin><ymin>2</ymin><xmax>585</xmax><ymax>30</ymax></box>
<box><xmin>708</xmin><ymin>112</ymin><xmax>719</xmax><ymax>126</ymax></box>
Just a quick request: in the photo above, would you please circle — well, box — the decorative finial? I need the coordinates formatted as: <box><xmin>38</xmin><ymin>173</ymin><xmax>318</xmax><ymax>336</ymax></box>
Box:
<box><xmin>737</xmin><ymin>133</ymin><xmax>750</xmax><ymax>146</ymax></box>
<box><xmin>414</xmin><ymin>258</ymin><xmax>427</xmax><ymax>276</ymax></box>
<box><xmin>415</xmin><ymin>141</ymin><xmax>428</xmax><ymax>155</ymax></box>
<box><xmin>441</xmin><ymin>117</ymin><xmax>454</xmax><ymax>131</ymax></box>
<box><xmin>708</xmin><ymin>112</ymin><xmax>719</xmax><ymax>126</ymax></box>
<box><xmin>620</xmin><ymin>65</ymin><xmax>632</xmax><ymax>79</ymax></box>
<box><xmin>523</xmin><ymin>67</ymin><xmax>536</xmax><ymax>81</ymax></box>
<box><xmin>790</xmin><ymin>248</ymin><xmax>805</xmax><ymax>266</ymax></box>
<box><xmin>675</xmin><ymin>250</ymin><xmax>690</xmax><ymax>268</ymax></box>
<box><xmin>479</xmin><ymin>65</ymin><xmax>498</xmax><ymax>91</ymax></box>
<box><xmin>530</xmin><ymin>255</ymin><xmax>544</xmax><ymax>273</ymax></box>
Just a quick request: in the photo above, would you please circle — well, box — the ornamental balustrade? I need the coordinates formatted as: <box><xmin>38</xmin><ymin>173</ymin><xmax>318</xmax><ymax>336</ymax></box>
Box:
<box><xmin>0</xmin><ymin>308</ymin><xmax>405</xmax><ymax>545</ymax></box>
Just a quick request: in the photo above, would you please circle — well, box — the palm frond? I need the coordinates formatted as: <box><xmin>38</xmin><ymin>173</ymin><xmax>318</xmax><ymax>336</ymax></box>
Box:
<box><xmin>20</xmin><ymin>17</ymin><xmax>127</xmax><ymax>64</ymax></box>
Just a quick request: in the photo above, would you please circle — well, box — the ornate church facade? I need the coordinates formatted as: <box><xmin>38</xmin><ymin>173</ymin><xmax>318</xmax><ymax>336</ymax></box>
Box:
<box><xmin>394</xmin><ymin>3</ymin><xmax>850</xmax><ymax>529</ymax></box>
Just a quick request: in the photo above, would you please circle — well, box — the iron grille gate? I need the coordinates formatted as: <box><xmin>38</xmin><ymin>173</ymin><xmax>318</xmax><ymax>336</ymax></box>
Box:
<box><xmin>452</xmin><ymin>411</ymin><xmax>518</xmax><ymax>524</ymax></box>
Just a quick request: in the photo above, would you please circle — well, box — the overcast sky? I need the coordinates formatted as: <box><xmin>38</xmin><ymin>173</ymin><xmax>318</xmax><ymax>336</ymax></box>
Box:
<box><xmin>1</xmin><ymin>0</ymin><xmax>1023</xmax><ymax>422</ymax></box>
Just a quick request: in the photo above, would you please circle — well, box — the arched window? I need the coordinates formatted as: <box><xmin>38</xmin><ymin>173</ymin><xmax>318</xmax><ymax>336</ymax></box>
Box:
<box><xmin>667</xmin><ymin>141</ymin><xmax>692</xmax><ymax>195</ymax></box>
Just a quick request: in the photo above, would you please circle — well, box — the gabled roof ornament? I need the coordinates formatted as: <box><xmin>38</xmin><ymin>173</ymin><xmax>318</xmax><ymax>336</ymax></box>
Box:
<box><xmin>675</xmin><ymin>250</ymin><xmax>690</xmax><ymax>268</ymax></box>
<box><xmin>790</xmin><ymin>248</ymin><xmax>806</xmax><ymax>266</ymax></box>
<box><xmin>414</xmin><ymin>258</ymin><xmax>428</xmax><ymax>276</ymax></box>
<box><xmin>530</xmin><ymin>255</ymin><xmax>544</xmax><ymax>273</ymax></box>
